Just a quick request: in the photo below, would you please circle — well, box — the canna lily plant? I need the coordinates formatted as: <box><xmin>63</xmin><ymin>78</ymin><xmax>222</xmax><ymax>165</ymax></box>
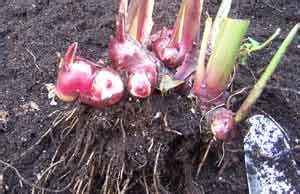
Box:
<box><xmin>192</xmin><ymin>16</ymin><xmax>299</xmax><ymax>140</ymax></box>
<box><xmin>53</xmin><ymin>0</ymin><xmax>298</xmax><ymax>144</ymax></box>
<box><xmin>193</xmin><ymin>16</ymin><xmax>250</xmax><ymax>140</ymax></box>
<box><xmin>191</xmin><ymin>0</ymin><xmax>299</xmax><ymax>141</ymax></box>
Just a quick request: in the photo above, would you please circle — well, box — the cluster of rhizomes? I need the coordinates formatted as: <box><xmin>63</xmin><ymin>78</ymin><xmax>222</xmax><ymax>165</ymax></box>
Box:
<box><xmin>55</xmin><ymin>0</ymin><xmax>240</xmax><ymax>141</ymax></box>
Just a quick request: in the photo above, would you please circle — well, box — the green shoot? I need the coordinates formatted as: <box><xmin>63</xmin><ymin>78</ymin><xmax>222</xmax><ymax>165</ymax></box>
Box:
<box><xmin>235</xmin><ymin>24</ymin><xmax>299</xmax><ymax>123</ymax></box>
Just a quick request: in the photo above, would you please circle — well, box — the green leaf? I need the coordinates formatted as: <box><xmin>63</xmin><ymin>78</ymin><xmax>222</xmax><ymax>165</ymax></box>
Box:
<box><xmin>248</xmin><ymin>37</ymin><xmax>260</xmax><ymax>47</ymax></box>
<box><xmin>239</xmin><ymin>28</ymin><xmax>281</xmax><ymax>65</ymax></box>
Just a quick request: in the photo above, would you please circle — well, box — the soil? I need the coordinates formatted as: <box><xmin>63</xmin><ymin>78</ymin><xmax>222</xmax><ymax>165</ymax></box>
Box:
<box><xmin>0</xmin><ymin>0</ymin><xmax>300</xmax><ymax>193</ymax></box>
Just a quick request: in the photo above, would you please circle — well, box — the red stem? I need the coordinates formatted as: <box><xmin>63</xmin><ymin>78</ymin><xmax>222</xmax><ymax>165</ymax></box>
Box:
<box><xmin>152</xmin><ymin>0</ymin><xmax>203</xmax><ymax>68</ymax></box>
<box><xmin>116</xmin><ymin>14</ymin><xmax>126</xmax><ymax>43</ymax></box>
<box><xmin>116</xmin><ymin>0</ymin><xmax>128</xmax><ymax>42</ymax></box>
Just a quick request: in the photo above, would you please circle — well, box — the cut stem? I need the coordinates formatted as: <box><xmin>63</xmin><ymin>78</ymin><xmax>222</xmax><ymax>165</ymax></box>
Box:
<box><xmin>119</xmin><ymin>0</ymin><xmax>128</xmax><ymax>16</ymax></box>
<box><xmin>172</xmin><ymin>0</ymin><xmax>203</xmax><ymax>48</ymax></box>
<box><xmin>116</xmin><ymin>0</ymin><xmax>128</xmax><ymax>42</ymax></box>
<box><xmin>172</xmin><ymin>0</ymin><xmax>187</xmax><ymax>44</ymax></box>
<box><xmin>193</xmin><ymin>17</ymin><xmax>213</xmax><ymax>95</ymax></box>
<box><xmin>128</xmin><ymin>0</ymin><xmax>154</xmax><ymax>44</ymax></box>
<box><xmin>235</xmin><ymin>24</ymin><xmax>299</xmax><ymax>123</ymax></box>
<box><xmin>210</xmin><ymin>0</ymin><xmax>232</xmax><ymax>48</ymax></box>
<box><xmin>127</xmin><ymin>0</ymin><xmax>139</xmax><ymax>31</ymax></box>
<box><xmin>206</xmin><ymin>18</ymin><xmax>250</xmax><ymax>97</ymax></box>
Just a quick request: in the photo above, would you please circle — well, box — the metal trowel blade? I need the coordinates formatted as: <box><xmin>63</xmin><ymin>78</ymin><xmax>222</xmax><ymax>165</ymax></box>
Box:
<box><xmin>244</xmin><ymin>115</ymin><xmax>300</xmax><ymax>194</ymax></box>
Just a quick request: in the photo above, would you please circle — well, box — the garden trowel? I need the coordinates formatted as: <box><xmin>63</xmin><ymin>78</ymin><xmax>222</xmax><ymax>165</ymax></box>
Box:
<box><xmin>244</xmin><ymin>115</ymin><xmax>300</xmax><ymax>193</ymax></box>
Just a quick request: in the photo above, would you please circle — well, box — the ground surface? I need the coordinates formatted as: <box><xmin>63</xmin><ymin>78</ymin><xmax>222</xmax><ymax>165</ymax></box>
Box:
<box><xmin>0</xmin><ymin>0</ymin><xmax>300</xmax><ymax>193</ymax></box>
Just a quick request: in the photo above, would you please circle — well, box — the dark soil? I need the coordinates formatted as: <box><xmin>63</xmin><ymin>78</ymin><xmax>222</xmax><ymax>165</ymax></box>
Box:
<box><xmin>0</xmin><ymin>0</ymin><xmax>300</xmax><ymax>193</ymax></box>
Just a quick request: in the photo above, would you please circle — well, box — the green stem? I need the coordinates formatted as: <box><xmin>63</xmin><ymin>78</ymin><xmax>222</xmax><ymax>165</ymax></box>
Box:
<box><xmin>206</xmin><ymin>18</ymin><xmax>250</xmax><ymax>96</ymax></box>
<box><xmin>235</xmin><ymin>24</ymin><xmax>299</xmax><ymax>123</ymax></box>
